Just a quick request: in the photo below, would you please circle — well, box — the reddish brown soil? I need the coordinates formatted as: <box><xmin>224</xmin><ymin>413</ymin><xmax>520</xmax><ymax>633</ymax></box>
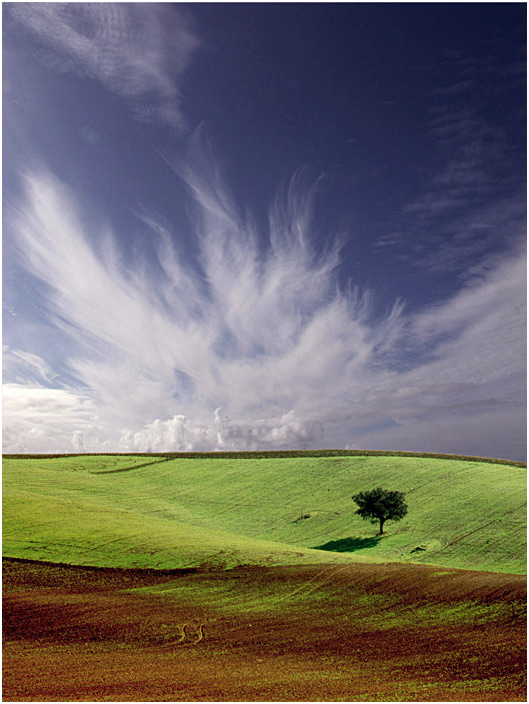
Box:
<box><xmin>3</xmin><ymin>559</ymin><xmax>526</xmax><ymax>702</ymax></box>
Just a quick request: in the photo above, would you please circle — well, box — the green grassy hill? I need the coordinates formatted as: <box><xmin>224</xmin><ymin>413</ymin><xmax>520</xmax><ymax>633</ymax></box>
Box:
<box><xmin>3</xmin><ymin>453</ymin><xmax>526</xmax><ymax>573</ymax></box>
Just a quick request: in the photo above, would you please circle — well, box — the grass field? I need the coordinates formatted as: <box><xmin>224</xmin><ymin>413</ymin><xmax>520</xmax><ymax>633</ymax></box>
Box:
<box><xmin>2</xmin><ymin>452</ymin><xmax>526</xmax><ymax>701</ymax></box>
<box><xmin>2</xmin><ymin>452</ymin><xmax>526</xmax><ymax>573</ymax></box>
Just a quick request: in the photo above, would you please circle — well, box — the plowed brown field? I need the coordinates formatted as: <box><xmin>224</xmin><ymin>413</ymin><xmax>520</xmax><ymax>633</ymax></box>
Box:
<box><xmin>3</xmin><ymin>558</ymin><xmax>526</xmax><ymax>702</ymax></box>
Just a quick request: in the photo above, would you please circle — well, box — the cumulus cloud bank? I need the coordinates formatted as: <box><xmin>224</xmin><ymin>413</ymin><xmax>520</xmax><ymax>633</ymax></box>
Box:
<box><xmin>4</xmin><ymin>150</ymin><xmax>525</xmax><ymax>457</ymax></box>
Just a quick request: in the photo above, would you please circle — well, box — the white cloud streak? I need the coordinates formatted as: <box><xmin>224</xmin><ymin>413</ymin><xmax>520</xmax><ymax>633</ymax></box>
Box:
<box><xmin>3</xmin><ymin>155</ymin><xmax>526</xmax><ymax>458</ymax></box>
<box><xmin>376</xmin><ymin>82</ymin><xmax>525</xmax><ymax>278</ymax></box>
<box><xmin>2</xmin><ymin>384</ymin><xmax>102</xmax><ymax>454</ymax></box>
<box><xmin>9</xmin><ymin>3</ymin><xmax>199</xmax><ymax>128</ymax></box>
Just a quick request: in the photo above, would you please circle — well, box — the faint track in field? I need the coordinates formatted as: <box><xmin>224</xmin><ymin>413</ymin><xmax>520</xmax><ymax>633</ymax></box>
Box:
<box><xmin>445</xmin><ymin>502</ymin><xmax>527</xmax><ymax>548</ymax></box>
<box><xmin>88</xmin><ymin>459</ymin><xmax>171</xmax><ymax>474</ymax></box>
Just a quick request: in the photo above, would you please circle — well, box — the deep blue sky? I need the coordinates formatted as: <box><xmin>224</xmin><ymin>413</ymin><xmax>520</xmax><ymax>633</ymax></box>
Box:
<box><xmin>3</xmin><ymin>2</ymin><xmax>526</xmax><ymax>459</ymax></box>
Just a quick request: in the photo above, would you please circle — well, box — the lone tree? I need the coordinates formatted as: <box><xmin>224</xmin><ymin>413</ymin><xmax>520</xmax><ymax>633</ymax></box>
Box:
<box><xmin>352</xmin><ymin>487</ymin><xmax>408</xmax><ymax>535</ymax></box>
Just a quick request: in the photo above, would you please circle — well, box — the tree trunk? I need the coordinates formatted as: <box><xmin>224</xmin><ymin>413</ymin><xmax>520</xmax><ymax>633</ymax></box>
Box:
<box><xmin>378</xmin><ymin>518</ymin><xmax>385</xmax><ymax>535</ymax></box>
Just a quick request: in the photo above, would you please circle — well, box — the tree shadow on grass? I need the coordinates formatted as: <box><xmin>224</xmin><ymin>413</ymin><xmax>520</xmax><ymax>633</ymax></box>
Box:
<box><xmin>312</xmin><ymin>536</ymin><xmax>382</xmax><ymax>553</ymax></box>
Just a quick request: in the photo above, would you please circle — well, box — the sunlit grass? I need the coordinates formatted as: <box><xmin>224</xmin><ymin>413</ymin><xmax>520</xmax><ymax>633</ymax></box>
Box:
<box><xmin>3</xmin><ymin>453</ymin><xmax>526</xmax><ymax>572</ymax></box>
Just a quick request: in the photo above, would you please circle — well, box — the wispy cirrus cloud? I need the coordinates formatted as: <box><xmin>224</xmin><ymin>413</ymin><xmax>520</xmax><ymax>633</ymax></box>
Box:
<box><xmin>375</xmin><ymin>49</ymin><xmax>525</xmax><ymax>278</ymax></box>
<box><xmin>3</xmin><ymin>347</ymin><xmax>58</xmax><ymax>386</ymax></box>
<box><xmin>3</xmin><ymin>146</ymin><xmax>525</xmax><ymax>457</ymax></box>
<box><xmin>3</xmin><ymin>5</ymin><xmax>524</xmax><ymax>460</ymax></box>
<box><xmin>3</xmin><ymin>154</ymin><xmax>402</xmax><ymax>452</ymax></box>
<box><xmin>343</xmin><ymin>245</ymin><xmax>526</xmax><ymax>458</ymax></box>
<box><xmin>9</xmin><ymin>2</ymin><xmax>200</xmax><ymax>128</ymax></box>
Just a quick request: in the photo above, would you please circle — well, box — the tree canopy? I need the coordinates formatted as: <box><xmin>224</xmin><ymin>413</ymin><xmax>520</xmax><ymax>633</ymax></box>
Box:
<box><xmin>352</xmin><ymin>487</ymin><xmax>407</xmax><ymax>535</ymax></box>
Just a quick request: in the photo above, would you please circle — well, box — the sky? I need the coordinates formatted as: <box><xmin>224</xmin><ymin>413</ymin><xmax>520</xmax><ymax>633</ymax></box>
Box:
<box><xmin>2</xmin><ymin>2</ymin><xmax>526</xmax><ymax>460</ymax></box>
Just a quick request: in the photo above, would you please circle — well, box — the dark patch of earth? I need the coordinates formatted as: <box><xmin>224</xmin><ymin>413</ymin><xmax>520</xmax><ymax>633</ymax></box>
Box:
<box><xmin>3</xmin><ymin>558</ymin><xmax>526</xmax><ymax>702</ymax></box>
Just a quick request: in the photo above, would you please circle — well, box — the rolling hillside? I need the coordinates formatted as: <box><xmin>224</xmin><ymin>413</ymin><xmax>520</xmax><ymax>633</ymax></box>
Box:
<box><xmin>3</xmin><ymin>453</ymin><xmax>526</xmax><ymax>573</ymax></box>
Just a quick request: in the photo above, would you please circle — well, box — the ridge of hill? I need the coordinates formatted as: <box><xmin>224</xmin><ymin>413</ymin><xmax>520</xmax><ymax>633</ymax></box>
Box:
<box><xmin>2</xmin><ymin>454</ymin><xmax>526</xmax><ymax>574</ymax></box>
<box><xmin>4</xmin><ymin>448</ymin><xmax>526</xmax><ymax>466</ymax></box>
